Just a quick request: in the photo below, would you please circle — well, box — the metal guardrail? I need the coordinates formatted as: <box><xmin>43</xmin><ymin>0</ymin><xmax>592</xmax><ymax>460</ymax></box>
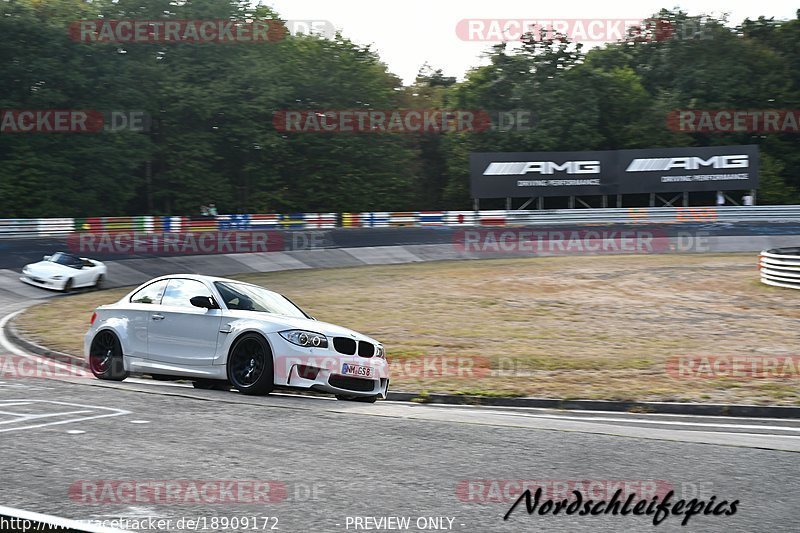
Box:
<box><xmin>2</xmin><ymin>205</ymin><xmax>800</xmax><ymax>239</ymax></box>
<box><xmin>759</xmin><ymin>248</ymin><xmax>800</xmax><ymax>289</ymax></box>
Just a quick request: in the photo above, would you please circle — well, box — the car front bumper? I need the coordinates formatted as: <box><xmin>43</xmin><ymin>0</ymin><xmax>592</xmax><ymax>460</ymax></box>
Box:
<box><xmin>286</xmin><ymin>357</ymin><xmax>389</xmax><ymax>398</ymax></box>
<box><xmin>307</xmin><ymin>371</ymin><xmax>390</xmax><ymax>398</ymax></box>
<box><xmin>20</xmin><ymin>275</ymin><xmax>66</xmax><ymax>291</ymax></box>
<box><xmin>271</xmin><ymin>339</ymin><xmax>390</xmax><ymax>398</ymax></box>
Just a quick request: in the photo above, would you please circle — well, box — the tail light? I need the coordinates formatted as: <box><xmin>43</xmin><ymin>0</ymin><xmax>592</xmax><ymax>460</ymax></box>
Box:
<box><xmin>90</xmin><ymin>312</ymin><xmax>97</xmax><ymax>325</ymax></box>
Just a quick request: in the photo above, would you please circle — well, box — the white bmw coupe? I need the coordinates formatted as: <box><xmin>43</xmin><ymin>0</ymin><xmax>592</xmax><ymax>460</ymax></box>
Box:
<box><xmin>85</xmin><ymin>274</ymin><xmax>389</xmax><ymax>402</ymax></box>
<box><xmin>21</xmin><ymin>251</ymin><xmax>106</xmax><ymax>291</ymax></box>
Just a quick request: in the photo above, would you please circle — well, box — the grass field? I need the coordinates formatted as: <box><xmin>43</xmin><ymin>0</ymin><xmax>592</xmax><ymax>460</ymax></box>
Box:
<box><xmin>15</xmin><ymin>253</ymin><xmax>800</xmax><ymax>404</ymax></box>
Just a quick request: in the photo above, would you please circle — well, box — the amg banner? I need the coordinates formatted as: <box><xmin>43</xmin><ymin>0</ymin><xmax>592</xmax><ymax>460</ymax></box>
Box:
<box><xmin>616</xmin><ymin>145</ymin><xmax>759</xmax><ymax>194</ymax></box>
<box><xmin>469</xmin><ymin>151</ymin><xmax>618</xmax><ymax>198</ymax></box>
<box><xmin>470</xmin><ymin>145</ymin><xmax>759</xmax><ymax>198</ymax></box>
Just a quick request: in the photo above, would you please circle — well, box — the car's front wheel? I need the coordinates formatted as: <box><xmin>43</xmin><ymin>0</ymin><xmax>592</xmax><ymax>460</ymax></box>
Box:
<box><xmin>89</xmin><ymin>330</ymin><xmax>128</xmax><ymax>381</ymax></box>
<box><xmin>63</xmin><ymin>278</ymin><xmax>73</xmax><ymax>292</ymax></box>
<box><xmin>227</xmin><ymin>333</ymin><xmax>274</xmax><ymax>395</ymax></box>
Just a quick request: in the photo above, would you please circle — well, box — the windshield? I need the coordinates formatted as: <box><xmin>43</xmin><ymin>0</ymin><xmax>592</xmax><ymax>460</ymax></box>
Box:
<box><xmin>48</xmin><ymin>252</ymin><xmax>82</xmax><ymax>268</ymax></box>
<box><xmin>214</xmin><ymin>281</ymin><xmax>309</xmax><ymax>318</ymax></box>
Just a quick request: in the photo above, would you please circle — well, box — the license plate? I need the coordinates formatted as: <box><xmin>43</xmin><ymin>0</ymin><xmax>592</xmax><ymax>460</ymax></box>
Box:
<box><xmin>341</xmin><ymin>363</ymin><xmax>373</xmax><ymax>379</ymax></box>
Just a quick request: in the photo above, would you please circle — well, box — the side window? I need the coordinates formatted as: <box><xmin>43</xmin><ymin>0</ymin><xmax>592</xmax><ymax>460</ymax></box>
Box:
<box><xmin>130</xmin><ymin>280</ymin><xmax>168</xmax><ymax>305</ymax></box>
<box><xmin>161</xmin><ymin>279</ymin><xmax>213</xmax><ymax>308</ymax></box>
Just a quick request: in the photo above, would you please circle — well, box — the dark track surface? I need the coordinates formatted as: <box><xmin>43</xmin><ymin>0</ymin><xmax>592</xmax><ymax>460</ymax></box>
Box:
<box><xmin>0</xmin><ymin>375</ymin><xmax>797</xmax><ymax>533</ymax></box>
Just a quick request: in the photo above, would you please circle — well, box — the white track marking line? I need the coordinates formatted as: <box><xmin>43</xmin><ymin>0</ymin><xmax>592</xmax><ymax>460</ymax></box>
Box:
<box><xmin>0</xmin><ymin>399</ymin><xmax>130</xmax><ymax>433</ymax></box>
<box><xmin>0</xmin><ymin>410</ymin><xmax>92</xmax><ymax>424</ymax></box>
<box><xmin>0</xmin><ymin>412</ymin><xmax>129</xmax><ymax>433</ymax></box>
<box><xmin>0</xmin><ymin>310</ymin><xmax>91</xmax><ymax>376</ymax></box>
<box><xmin>96</xmin><ymin>378</ymin><xmax>800</xmax><ymax>436</ymax></box>
<box><xmin>0</xmin><ymin>504</ymin><xmax>127</xmax><ymax>532</ymax></box>
<box><xmin>428</xmin><ymin>402</ymin><xmax>800</xmax><ymax>423</ymax></box>
<box><xmin>431</xmin><ymin>409</ymin><xmax>800</xmax><ymax>433</ymax></box>
<box><xmin>701</xmin><ymin>431</ymin><xmax>800</xmax><ymax>439</ymax></box>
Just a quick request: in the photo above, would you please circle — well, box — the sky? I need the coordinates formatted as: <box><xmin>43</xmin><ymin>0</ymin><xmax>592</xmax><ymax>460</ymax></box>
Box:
<box><xmin>266</xmin><ymin>0</ymin><xmax>798</xmax><ymax>85</ymax></box>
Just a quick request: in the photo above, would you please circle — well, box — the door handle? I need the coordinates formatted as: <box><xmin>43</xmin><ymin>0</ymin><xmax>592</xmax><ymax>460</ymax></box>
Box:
<box><xmin>151</xmin><ymin>314</ymin><xmax>165</xmax><ymax>320</ymax></box>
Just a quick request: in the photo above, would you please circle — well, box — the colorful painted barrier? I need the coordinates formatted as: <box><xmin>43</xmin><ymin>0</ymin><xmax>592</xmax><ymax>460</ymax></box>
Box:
<box><xmin>1</xmin><ymin>206</ymin><xmax>800</xmax><ymax>238</ymax></box>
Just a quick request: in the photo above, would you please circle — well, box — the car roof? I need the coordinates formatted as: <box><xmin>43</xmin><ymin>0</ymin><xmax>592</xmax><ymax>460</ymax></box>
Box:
<box><xmin>151</xmin><ymin>273</ymin><xmax>233</xmax><ymax>283</ymax></box>
<box><xmin>147</xmin><ymin>274</ymin><xmax>268</xmax><ymax>290</ymax></box>
<box><xmin>53</xmin><ymin>251</ymin><xmax>82</xmax><ymax>261</ymax></box>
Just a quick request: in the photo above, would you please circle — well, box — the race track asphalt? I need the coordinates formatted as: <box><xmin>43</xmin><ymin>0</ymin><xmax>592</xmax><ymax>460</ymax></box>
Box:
<box><xmin>0</xmin><ymin>344</ymin><xmax>798</xmax><ymax>532</ymax></box>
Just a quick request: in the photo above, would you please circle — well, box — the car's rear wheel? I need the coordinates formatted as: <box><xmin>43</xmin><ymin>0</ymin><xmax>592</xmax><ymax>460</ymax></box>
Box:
<box><xmin>94</xmin><ymin>274</ymin><xmax>104</xmax><ymax>289</ymax></box>
<box><xmin>192</xmin><ymin>379</ymin><xmax>231</xmax><ymax>391</ymax></box>
<box><xmin>89</xmin><ymin>330</ymin><xmax>128</xmax><ymax>381</ymax></box>
<box><xmin>336</xmin><ymin>394</ymin><xmax>379</xmax><ymax>403</ymax></box>
<box><xmin>227</xmin><ymin>333</ymin><xmax>274</xmax><ymax>395</ymax></box>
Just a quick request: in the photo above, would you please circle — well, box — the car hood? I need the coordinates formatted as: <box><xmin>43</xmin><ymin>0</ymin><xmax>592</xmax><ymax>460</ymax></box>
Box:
<box><xmin>223</xmin><ymin>310</ymin><xmax>380</xmax><ymax>343</ymax></box>
<box><xmin>23</xmin><ymin>261</ymin><xmax>74</xmax><ymax>277</ymax></box>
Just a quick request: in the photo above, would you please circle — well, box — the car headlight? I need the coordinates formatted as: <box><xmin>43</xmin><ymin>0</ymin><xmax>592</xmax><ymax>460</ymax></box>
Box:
<box><xmin>376</xmin><ymin>345</ymin><xmax>386</xmax><ymax>358</ymax></box>
<box><xmin>51</xmin><ymin>275</ymin><xmax>63</xmax><ymax>280</ymax></box>
<box><xmin>279</xmin><ymin>330</ymin><xmax>328</xmax><ymax>348</ymax></box>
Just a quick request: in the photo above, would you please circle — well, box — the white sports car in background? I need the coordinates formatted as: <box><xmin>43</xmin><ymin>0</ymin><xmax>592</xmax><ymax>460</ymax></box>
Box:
<box><xmin>84</xmin><ymin>274</ymin><xmax>389</xmax><ymax>402</ymax></box>
<box><xmin>21</xmin><ymin>251</ymin><xmax>106</xmax><ymax>291</ymax></box>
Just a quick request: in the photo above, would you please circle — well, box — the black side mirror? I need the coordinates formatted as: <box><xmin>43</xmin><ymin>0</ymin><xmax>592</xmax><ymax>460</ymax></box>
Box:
<box><xmin>190</xmin><ymin>296</ymin><xmax>218</xmax><ymax>309</ymax></box>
